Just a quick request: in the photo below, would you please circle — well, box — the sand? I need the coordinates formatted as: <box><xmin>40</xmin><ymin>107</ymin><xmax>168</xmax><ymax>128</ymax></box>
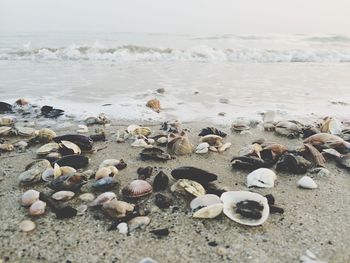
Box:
<box><xmin>0</xmin><ymin>120</ymin><xmax>350</xmax><ymax>263</ymax></box>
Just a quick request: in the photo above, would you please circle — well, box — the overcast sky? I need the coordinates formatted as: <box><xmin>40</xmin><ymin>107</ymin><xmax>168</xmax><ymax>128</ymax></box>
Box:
<box><xmin>1</xmin><ymin>0</ymin><xmax>350</xmax><ymax>34</ymax></box>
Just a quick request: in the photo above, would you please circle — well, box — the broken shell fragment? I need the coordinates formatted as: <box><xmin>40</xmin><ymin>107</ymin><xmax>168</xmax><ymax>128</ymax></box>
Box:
<box><xmin>128</xmin><ymin>216</ymin><xmax>151</xmax><ymax>232</ymax></box>
<box><xmin>218</xmin><ymin>142</ymin><xmax>232</xmax><ymax>153</ymax></box>
<box><xmin>195</xmin><ymin>142</ymin><xmax>209</xmax><ymax>154</ymax></box>
<box><xmin>246</xmin><ymin>168</ymin><xmax>277</xmax><ymax>188</ymax></box>
<box><xmin>29</xmin><ymin>200</ymin><xmax>46</xmax><ymax>216</ymax></box>
<box><xmin>198</xmin><ymin>127</ymin><xmax>227</xmax><ymax>137</ymax></box>
<box><xmin>276</xmin><ymin>153</ymin><xmax>311</xmax><ymax>174</ymax></box>
<box><xmin>102</xmin><ymin>199</ymin><xmax>134</xmax><ymax>219</ymax></box>
<box><xmin>21</xmin><ymin>189</ymin><xmax>40</xmax><ymax>206</ymax></box>
<box><xmin>297</xmin><ymin>176</ymin><xmax>317</xmax><ymax>189</ymax></box>
<box><xmin>122</xmin><ymin>180</ymin><xmax>153</xmax><ymax>199</ymax></box>
<box><xmin>19</xmin><ymin>220</ymin><xmax>36</xmax><ymax>232</ymax></box>
<box><xmin>171</xmin><ymin>179</ymin><xmax>205</xmax><ymax>197</ymax></box>
<box><xmin>52</xmin><ymin>191</ymin><xmax>75</xmax><ymax>201</ymax></box>
<box><xmin>221</xmin><ymin>191</ymin><xmax>269</xmax><ymax>226</ymax></box>
<box><xmin>140</xmin><ymin>147</ymin><xmax>172</xmax><ymax>161</ymax></box>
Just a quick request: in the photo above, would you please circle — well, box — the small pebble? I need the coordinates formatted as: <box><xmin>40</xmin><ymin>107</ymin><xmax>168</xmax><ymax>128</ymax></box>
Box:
<box><xmin>19</xmin><ymin>220</ymin><xmax>36</xmax><ymax>232</ymax></box>
<box><xmin>117</xmin><ymin>222</ymin><xmax>128</xmax><ymax>235</ymax></box>
<box><xmin>216</xmin><ymin>246</ymin><xmax>228</xmax><ymax>256</ymax></box>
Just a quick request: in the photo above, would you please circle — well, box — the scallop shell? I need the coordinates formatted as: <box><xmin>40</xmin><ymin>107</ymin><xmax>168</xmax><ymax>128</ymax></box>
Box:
<box><xmin>0</xmin><ymin>126</ymin><xmax>12</xmax><ymax>136</ymax></box>
<box><xmin>29</xmin><ymin>200</ymin><xmax>46</xmax><ymax>216</ymax></box>
<box><xmin>21</xmin><ymin>189</ymin><xmax>40</xmax><ymax>206</ymax></box>
<box><xmin>59</xmin><ymin>140</ymin><xmax>81</xmax><ymax>155</ymax></box>
<box><xmin>79</xmin><ymin>193</ymin><xmax>95</xmax><ymax>202</ymax></box>
<box><xmin>221</xmin><ymin>191</ymin><xmax>269</xmax><ymax>226</ymax></box>
<box><xmin>122</xmin><ymin>180</ymin><xmax>153</xmax><ymax>199</ymax></box>
<box><xmin>90</xmin><ymin>192</ymin><xmax>116</xmax><ymax>206</ymax></box>
<box><xmin>195</xmin><ymin>142</ymin><xmax>209</xmax><ymax>154</ymax></box>
<box><xmin>19</xmin><ymin>220</ymin><xmax>36</xmax><ymax>232</ymax></box>
<box><xmin>95</xmin><ymin>166</ymin><xmax>118</xmax><ymax>180</ymax></box>
<box><xmin>246</xmin><ymin>168</ymin><xmax>277</xmax><ymax>188</ymax></box>
<box><xmin>200</xmin><ymin>135</ymin><xmax>223</xmax><ymax>147</ymax></box>
<box><xmin>128</xmin><ymin>216</ymin><xmax>151</xmax><ymax>232</ymax></box>
<box><xmin>52</xmin><ymin>191</ymin><xmax>75</xmax><ymax>201</ymax></box>
<box><xmin>36</xmin><ymin>142</ymin><xmax>60</xmax><ymax>156</ymax></box>
<box><xmin>146</xmin><ymin>98</ymin><xmax>161</xmax><ymax>113</ymax></box>
<box><xmin>37</xmin><ymin>128</ymin><xmax>56</xmax><ymax>142</ymax></box>
<box><xmin>297</xmin><ymin>176</ymin><xmax>317</xmax><ymax>189</ymax></box>
<box><xmin>102</xmin><ymin>199</ymin><xmax>134</xmax><ymax>219</ymax></box>
<box><xmin>171</xmin><ymin>179</ymin><xmax>205</xmax><ymax>197</ymax></box>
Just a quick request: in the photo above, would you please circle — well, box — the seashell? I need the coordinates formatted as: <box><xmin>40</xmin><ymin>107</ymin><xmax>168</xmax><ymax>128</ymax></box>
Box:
<box><xmin>15</xmin><ymin>98</ymin><xmax>29</xmax><ymax>106</ymax></box>
<box><xmin>193</xmin><ymin>203</ymin><xmax>223</xmax><ymax>219</ymax></box>
<box><xmin>171</xmin><ymin>166</ymin><xmax>217</xmax><ymax>185</ymax></box>
<box><xmin>146</xmin><ymin>98</ymin><xmax>161</xmax><ymax>113</ymax></box>
<box><xmin>321</xmin><ymin>117</ymin><xmax>342</xmax><ymax>135</ymax></box>
<box><xmin>246</xmin><ymin>168</ymin><xmax>277</xmax><ymax>188</ymax></box>
<box><xmin>59</xmin><ymin>140</ymin><xmax>81</xmax><ymax>155</ymax></box>
<box><xmin>275</xmin><ymin>121</ymin><xmax>300</xmax><ymax>138</ymax></box>
<box><xmin>29</xmin><ymin>200</ymin><xmax>46</xmax><ymax>216</ymax></box>
<box><xmin>337</xmin><ymin>153</ymin><xmax>350</xmax><ymax>170</ymax></box>
<box><xmin>133</xmin><ymin>127</ymin><xmax>151</xmax><ymax>137</ymax></box>
<box><xmin>0</xmin><ymin>143</ymin><xmax>14</xmax><ymax>152</ymax></box>
<box><xmin>21</xmin><ymin>189</ymin><xmax>40</xmax><ymax>206</ymax></box>
<box><xmin>276</xmin><ymin>153</ymin><xmax>311</xmax><ymax>174</ymax></box>
<box><xmin>53</xmin><ymin>164</ymin><xmax>76</xmax><ymax>178</ymax></box>
<box><xmin>99</xmin><ymin>159</ymin><xmax>121</xmax><ymax>169</ymax></box>
<box><xmin>218</xmin><ymin>142</ymin><xmax>232</xmax><ymax>153</ymax></box>
<box><xmin>303</xmin><ymin>133</ymin><xmax>349</xmax><ymax>150</ymax></box>
<box><xmin>231</xmin><ymin>155</ymin><xmax>272</xmax><ymax>170</ymax></box>
<box><xmin>19</xmin><ymin>220</ymin><xmax>36</xmax><ymax>232</ymax></box>
<box><xmin>0</xmin><ymin>116</ymin><xmax>16</xmax><ymax>126</ymax></box>
<box><xmin>16</xmin><ymin>126</ymin><xmax>36</xmax><ymax>137</ymax></box>
<box><xmin>231</xmin><ymin>123</ymin><xmax>250</xmax><ymax>132</ymax></box>
<box><xmin>209</xmin><ymin>146</ymin><xmax>218</xmax><ymax>152</ymax></box>
<box><xmin>303</xmin><ymin>143</ymin><xmax>325</xmax><ymax>167</ymax></box>
<box><xmin>92</xmin><ymin>177</ymin><xmax>118</xmax><ymax>191</ymax></box>
<box><xmin>54</xmin><ymin>154</ymin><xmax>89</xmax><ymax>169</ymax></box>
<box><xmin>95</xmin><ymin>166</ymin><xmax>118</xmax><ymax>180</ymax></box>
<box><xmin>167</xmin><ymin>131</ymin><xmax>193</xmax><ymax>155</ymax></box>
<box><xmin>221</xmin><ymin>191</ymin><xmax>269</xmax><ymax>226</ymax></box>
<box><xmin>19</xmin><ymin>169</ymin><xmax>42</xmax><ymax>184</ymax></box>
<box><xmin>0</xmin><ymin>126</ymin><xmax>12</xmax><ymax>136</ymax></box>
<box><xmin>117</xmin><ymin>222</ymin><xmax>128</xmax><ymax>235</ymax></box>
<box><xmin>90</xmin><ymin>192</ymin><xmax>116</xmax><ymax>206</ymax></box>
<box><xmin>156</xmin><ymin>136</ymin><xmax>168</xmax><ymax>145</ymax></box>
<box><xmin>190</xmin><ymin>194</ymin><xmax>222</xmax><ymax>210</ymax></box>
<box><xmin>198</xmin><ymin>127</ymin><xmax>227</xmax><ymax>137</ymax></box>
<box><xmin>79</xmin><ymin>193</ymin><xmax>95</xmax><ymax>202</ymax></box>
<box><xmin>48</xmin><ymin>174</ymin><xmax>87</xmax><ymax>192</ymax></box>
<box><xmin>14</xmin><ymin>141</ymin><xmax>28</xmax><ymax>149</ymax></box>
<box><xmin>102</xmin><ymin>199</ymin><xmax>134</xmax><ymax>219</ymax></box>
<box><xmin>76</xmin><ymin>204</ymin><xmax>88</xmax><ymax>216</ymax></box>
<box><xmin>36</xmin><ymin>142</ymin><xmax>60</xmax><ymax>156</ymax></box>
<box><xmin>140</xmin><ymin>147</ymin><xmax>172</xmax><ymax>161</ymax></box>
<box><xmin>128</xmin><ymin>216</ymin><xmax>151</xmax><ymax>232</ymax></box>
<box><xmin>239</xmin><ymin>143</ymin><xmax>262</xmax><ymax>158</ymax></box>
<box><xmin>137</xmin><ymin>166</ymin><xmax>153</xmax><ymax>180</ymax></box>
<box><xmin>171</xmin><ymin>179</ymin><xmax>205</xmax><ymax>197</ymax></box>
<box><xmin>153</xmin><ymin>171</ymin><xmax>169</xmax><ymax>192</ymax></box>
<box><xmin>297</xmin><ymin>176</ymin><xmax>317</xmax><ymax>189</ymax></box>
<box><xmin>146</xmin><ymin>138</ymin><xmax>155</xmax><ymax>144</ymax></box>
<box><xmin>0</xmin><ymin>101</ymin><xmax>13</xmax><ymax>112</ymax></box>
<box><xmin>52</xmin><ymin>191</ymin><xmax>75</xmax><ymax>201</ymax></box>
<box><xmin>131</xmin><ymin>138</ymin><xmax>149</xmax><ymax>148</ymax></box>
<box><xmin>122</xmin><ymin>180</ymin><xmax>153</xmax><ymax>199</ymax></box>
<box><xmin>37</xmin><ymin>128</ymin><xmax>57</xmax><ymax>143</ymax></box>
<box><xmin>200</xmin><ymin>134</ymin><xmax>223</xmax><ymax>147</ymax></box>
<box><xmin>41</xmin><ymin>105</ymin><xmax>64</xmax><ymax>118</ymax></box>
<box><xmin>53</xmin><ymin>134</ymin><xmax>93</xmax><ymax>151</ymax></box>
<box><xmin>154</xmin><ymin>193</ymin><xmax>172</xmax><ymax>209</ymax></box>
<box><xmin>261</xmin><ymin>143</ymin><xmax>288</xmax><ymax>159</ymax></box>
<box><xmin>322</xmin><ymin>148</ymin><xmax>342</xmax><ymax>158</ymax></box>
<box><xmin>77</xmin><ymin>125</ymin><xmax>88</xmax><ymax>133</ymax></box>
<box><xmin>127</xmin><ymin>124</ymin><xmax>140</xmax><ymax>134</ymax></box>
<box><xmin>195</xmin><ymin>142</ymin><xmax>209</xmax><ymax>154</ymax></box>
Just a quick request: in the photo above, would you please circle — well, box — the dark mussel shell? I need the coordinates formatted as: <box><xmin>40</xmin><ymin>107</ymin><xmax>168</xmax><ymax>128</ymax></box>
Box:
<box><xmin>92</xmin><ymin>177</ymin><xmax>118</xmax><ymax>191</ymax></box>
<box><xmin>140</xmin><ymin>147</ymin><xmax>172</xmax><ymax>161</ymax></box>
<box><xmin>53</xmin><ymin>134</ymin><xmax>93</xmax><ymax>151</ymax></box>
<box><xmin>336</xmin><ymin>153</ymin><xmax>350</xmax><ymax>170</ymax></box>
<box><xmin>171</xmin><ymin>166</ymin><xmax>217</xmax><ymax>185</ymax></box>
<box><xmin>54</xmin><ymin>155</ymin><xmax>89</xmax><ymax>169</ymax></box>
<box><xmin>122</xmin><ymin>180</ymin><xmax>153</xmax><ymax>199</ymax></box>
<box><xmin>41</xmin><ymin>105</ymin><xmax>64</xmax><ymax>118</ymax></box>
<box><xmin>150</xmin><ymin>228</ymin><xmax>169</xmax><ymax>237</ymax></box>
<box><xmin>154</xmin><ymin>193</ymin><xmax>172</xmax><ymax>209</ymax></box>
<box><xmin>90</xmin><ymin>133</ymin><xmax>106</xmax><ymax>142</ymax></box>
<box><xmin>198</xmin><ymin>127</ymin><xmax>227</xmax><ymax>137</ymax></box>
<box><xmin>301</xmin><ymin>125</ymin><xmax>319</xmax><ymax>139</ymax></box>
<box><xmin>116</xmin><ymin>159</ymin><xmax>127</xmax><ymax>170</ymax></box>
<box><xmin>236</xmin><ymin>200</ymin><xmax>263</xmax><ymax>219</ymax></box>
<box><xmin>48</xmin><ymin>174</ymin><xmax>87</xmax><ymax>192</ymax></box>
<box><xmin>0</xmin><ymin>101</ymin><xmax>13</xmax><ymax>113</ymax></box>
<box><xmin>276</xmin><ymin>153</ymin><xmax>311</xmax><ymax>174</ymax></box>
<box><xmin>204</xmin><ymin>182</ymin><xmax>228</xmax><ymax>196</ymax></box>
<box><xmin>231</xmin><ymin>156</ymin><xmax>272</xmax><ymax>170</ymax></box>
<box><xmin>137</xmin><ymin>166</ymin><xmax>153</xmax><ymax>180</ymax></box>
<box><xmin>153</xmin><ymin>171</ymin><xmax>169</xmax><ymax>192</ymax></box>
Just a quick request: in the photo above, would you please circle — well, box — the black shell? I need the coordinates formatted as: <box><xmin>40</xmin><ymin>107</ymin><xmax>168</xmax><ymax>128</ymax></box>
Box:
<box><xmin>171</xmin><ymin>166</ymin><xmax>217</xmax><ymax>185</ymax></box>
<box><xmin>198</xmin><ymin>127</ymin><xmax>227</xmax><ymax>137</ymax></box>
<box><xmin>0</xmin><ymin>102</ymin><xmax>12</xmax><ymax>113</ymax></box>
<box><xmin>137</xmin><ymin>166</ymin><xmax>153</xmax><ymax>180</ymax></box>
<box><xmin>276</xmin><ymin>153</ymin><xmax>311</xmax><ymax>174</ymax></box>
<box><xmin>54</xmin><ymin>155</ymin><xmax>89</xmax><ymax>169</ymax></box>
<box><xmin>92</xmin><ymin>177</ymin><xmax>118</xmax><ymax>191</ymax></box>
<box><xmin>53</xmin><ymin>134</ymin><xmax>93</xmax><ymax>151</ymax></box>
<box><xmin>153</xmin><ymin>171</ymin><xmax>169</xmax><ymax>192</ymax></box>
<box><xmin>48</xmin><ymin>175</ymin><xmax>87</xmax><ymax>192</ymax></box>
<box><xmin>140</xmin><ymin>147</ymin><xmax>172</xmax><ymax>161</ymax></box>
<box><xmin>154</xmin><ymin>193</ymin><xmax>172</xmax><ymax>209</ymax></box>
<box><xmin>231</xmin><ymin>156</ymin><xmax>272</xmax><ymax>170</ymax></box>
<box><xmin>41</xmin><ymin>105</ymin><xmax>64</xmax><ymax>118</ymax></box>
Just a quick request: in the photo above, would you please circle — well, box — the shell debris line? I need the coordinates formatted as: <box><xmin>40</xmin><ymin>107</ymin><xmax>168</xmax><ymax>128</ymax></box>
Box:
<box><xmin>1</xmin><ymin>100</ymin><xmax>348</xmax><ymax>262</ymax></box>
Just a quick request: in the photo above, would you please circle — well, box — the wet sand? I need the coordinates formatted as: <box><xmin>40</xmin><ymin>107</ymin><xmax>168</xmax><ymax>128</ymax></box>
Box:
<box><xmin>0</xmin><ymin>121</ymin><xmax>350</xmax><ymax>263</ymax></box>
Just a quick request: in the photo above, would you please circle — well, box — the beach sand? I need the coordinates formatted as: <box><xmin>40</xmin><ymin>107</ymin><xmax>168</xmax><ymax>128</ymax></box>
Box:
<box><xmin>0</xmin><ymin>121</ymin><xmax>349</xmax><ymax>263</ymax></box>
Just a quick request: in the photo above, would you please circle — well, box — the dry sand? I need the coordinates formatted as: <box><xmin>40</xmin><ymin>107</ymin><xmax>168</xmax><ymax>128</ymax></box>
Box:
<box><xmin>0</xmin><ymin>121</ymin><xmax>350</xmax><ymax>263</ymax></box>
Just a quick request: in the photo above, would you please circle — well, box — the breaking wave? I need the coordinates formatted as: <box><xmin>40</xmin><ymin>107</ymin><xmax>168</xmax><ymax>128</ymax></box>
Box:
<box><xmin>1</xmin><ymin>45</ymin><xmax>350</xmax><ymax>63</ymax></box>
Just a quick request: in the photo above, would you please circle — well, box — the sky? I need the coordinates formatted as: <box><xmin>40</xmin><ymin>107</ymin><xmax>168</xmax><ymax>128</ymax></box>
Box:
<box><xmin>1</xmin><ymin>0</ymin><xmax>350</xmax><ymax>35</ymax></box>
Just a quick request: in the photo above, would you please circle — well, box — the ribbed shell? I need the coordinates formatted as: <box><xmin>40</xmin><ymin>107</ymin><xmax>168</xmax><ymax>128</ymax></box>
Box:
<box><xmin>122</xmin><ymin>180</ymin><xmax>153</xmax><ymax>199</ymax></box>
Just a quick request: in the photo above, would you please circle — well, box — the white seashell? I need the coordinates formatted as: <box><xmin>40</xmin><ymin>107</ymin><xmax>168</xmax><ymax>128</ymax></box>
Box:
<box><xmin>90</xmin><ymin>192</ymin><xmax>117</xmax><ymax>206</ymax></box>
<box><xmin>157</xmin><ymin>137</ymin><xmax>168</xmax><ymax>144</ymax></box>
<box><xmin>190</xmin><ymin>194</ymin><xmax>223</xmax><ymax>219</ymax></box>
<box><xmin>79</xmin><ymin>193</ymin><xmax>95</xmax><ymax>202</ymax></box>
<box><xmin>127</xmin><ymin>124</ymin><xmax>140</xmax><ymax>134</ymax></box>
<box><xmin>128</xmin><ymin>216</ymin><xmax>151</xmax><ymax>232</ymax></box>
<box><xmin>52</xmin><ymin>191</ymin><xmax>75</xmax><ymax>201</ymax></box>
<box><xmin>16</xmin><ymin>127</ymin><xmax>36</xmax><ymax>137</ymax></box>
<box><xmin>99</xmin><ymin>159</ymin><xmax>120</xmax><ymax>169</ymax></box>
<box><xmin>246</xmin><ymin>168</ymin><xmax>277</xmax><ymax>188</ymax></box>
<box><xmin>42</xmin><ymin>168</ymin><xmax>55</xmax><ymax>182</ymax></box>
<box><xmin>131</xmin><ymin>138</ymin><xmax>149</xmax><ymax>148</ymax></box>
<box><xmin>76</xmin><ymin>205</ymin><xmax>88</xmax><ymax>216</ymax></box>
<box><xmin>193</xmin><ymin>203</ymin><xmax>223</xmax><ymax>219</ymax></box>
<box><xmin>297</xmin><ymin>176</ymin><xmax>317</xmax><ymax>189</ymax></box>
<box><xmin>221</xmin><ymin>191</ymin><xmax>269</xmax><ymax>226</ymax></box>
<box><xmin>21</xmin><ymin>189</ymin><xmax>40</xmax><ymax>206</ymax></box>
<box><xmin>19</xmin><ymin>220</ymin><xmax>36</xmax><ymax>232</ymax></box>
<box><xmin>190</xmin><ymin>194</ymin><xmax>222</xmax><ymax>210</ymax></box>
<box><xmin>218</xmin><ymin>142</ymin><xmax>232</xmax><ymax>153</ymax></box>
<box><xmin>53</xmin><ymin>163</ymin><xmax>62</xmax><ymax>178</ymax></box>
<box><xmin>95</xmin><ymin>166</ymin><xmax>118</xmax><ymax>180</ymax></box>
<box><xmin>195</xmin><ymin>142</ymin><xmax>209</xmax><ymax>154</ymax></box>
<box><xmin>200</xmin><ymin>134</ymin><xmax>223</xmax><ymax>146</ymax></box>
<box><xmin>147</xmin><ymin>138</ymin><xmax>155</xmax><ymax>144</ymax></box>
<box><xmin>60</xmin><ymin>140</ymin><xmax>81</xmax><ymax>155</ymax></box>
<box><xmin>0</xmin><ymin>126</ymin><xmax>12</xmax><ymax>136</ymax></box>
<box><xmin>117</xmin><ymin>222</ymin><xmax>128</xmax><ymax>235</ymax></box>
<box><xmin>29</xmin><ymin>200</ymin><xmax>46</xmax><ymax>216</ymax></box>
<box><xmin>77</xmin><ymin>125</ymin><xmax>88</xmax><ymax>133</ymax></box>
<box><xmin>209</xmin><ymin>146</ymin><xmax>218</xmax><ymax>152</ymax></box>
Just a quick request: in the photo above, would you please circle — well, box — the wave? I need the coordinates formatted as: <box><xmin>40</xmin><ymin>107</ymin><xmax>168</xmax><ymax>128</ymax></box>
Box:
<box><xmin>1</xmin><ymin>45</ymin><xmax>350</xmax><ymax>63</ymax></box>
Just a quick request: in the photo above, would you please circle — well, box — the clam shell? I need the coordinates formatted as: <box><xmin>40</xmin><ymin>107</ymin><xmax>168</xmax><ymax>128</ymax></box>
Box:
<box><xmin>127</xmin><ymin>124</ymin><xmax>140</xmax><ymax>134</ymax></box>
<box><xmin>157</xmin><ymin>136</ymin><xmax>168</xmax><ymax>145</ymax></box>
<box><xmin>16</xmin><ymin>126</ymin><xmax>36</xmax><ymax>137</ymax></box>
<box><xmin>0</xmin><ymin>126</ymin><xmax>12</xmax><ymax>136</ymax></box>
<box><xmin>134</xmin><ymin>127</ymin><xmax>151</xmax><ymax>137</ymax></box>
<box><xmin>146</xmin><ymin>98</ymin><xmax>161</xmax><ymax>113</ymax></box>
<box><xmin>221</xmin><ymin>191</ymin><xmax>269</xmax><ymax>226</ymax></box>
<box><xmin>171</xmin><ymin>179</ymin><xmax>205</xmax><ymax>197</ymax></box>
<box><xmin>239</xmin><ymin>144</ymin><xmax>262</xmax><ymax>157</ymax></box>
<box><xmin>303</xmin><ymin>133</ymin><xmax>345</xmax><ymax>149</ymax></box>
<box><xmin>297</xmin><ymin>176</ymin><xmax>317</xmax><ymax>189</ymax></box>
<box><xmin>59</xmin><ymin>140</ymin><xmax>81</xmax><ymax>155</ymax></box>
<box><xmin>190</xmin><ymin>194</ymin><xmax>222</xmax><ymax>210</ymax></box>
<box><xmin>79</xmin><ymin>193</ymin><xmax>95</xmax><ymax>202</ymax></box>
<box><xmin>128</xmin><ymin>216</ymin><xmax>151</xmax><ymax>232</ymax></box>
<box><xmin>122</xmin><ymin>180</ymin><xmax>153</xmax><ymax>199</ymax></box>
<box><xmin>42</xmin><ymin>168</ymin><xmax>55</xmax><ymax>182</ymax></box>
<box><xmin>19</xmin><ymin>169</ymin><xmax>42</xmax><ymax>184</ymax></box>
<box><xmin>131</xmin><ymin>138</ymin><xmax>149</xmax><ymax>148</ymax></box>
<box><xmin>0</xmin><ymin>143</ymin><xmax>14</xmax><ymax>151</ymax></box>
<box><xmin>37</xmin><ymin>128</ymin><xmax>56</xmax><ymax>142</ymax></box>
<box><xmin>95</xmin><ymin>166</ymin><xmax>118</xmax><ymax>180</ymax></box>
<box><xmin>193</xmin><ymin>203</ymin><xmax>224</xmax><ymax>219</ymax></box>
<box><xmin>99</xmin><ymin>159</ymin><xmax>121</xmax><ymax>168</ymax></box>
<box><xmin>246</xmin><ymin>168</ymin><xmax>277</xmax><ymax>188</ymax></box>
<box><xmin>200</xmin><ymin>135</ymin><xmax>223</xmax><ymax>147</ymax></box>
<box><xmin>90</xmin><ymin>192</ymin><xmax>116</xmax><ymax>206</ymax></box>
<box><xmin>0</xmin><ymin>116</ymin><xmax>16</xmax><ymax>126</ymax></box>
<box><xmin>52</xmin><ymin>191</ymin><xmax>75</xmax><ymax>201</ymax></box>
<box><xmin>19</xmin><ymin>220</ymin><xmax>36</xmax><ymax>232</ymax></box>
<box><xmin>218</xmin><ymin>142</ymin><xmax>232</xmax><ymax>153</ymax></box>
<box><xmin>21</xmin><ymin>189</ymin><xmax>40</xmax><ymax>206</ymax></box>
<box><xmin>195</xmin><ymin>142</ymin><xmax>209</xmax><ymax>154</ymax></box>
<box><xmin>53</xmin><ymin>134</ymin><xmax>93</xmax><ymax>151</ymax></box>
<box><xmin>102</xmin><ymin>199</ymin><xmax>134</xmax><ymax>219</ymax></box>
<box><xmin>92</xmin><ymin>177</ymin><xmax>118</xmax><ymax>191</ymax></box>
<box><xmin>36</xmin><ymin>142</ymin><xmax>60</xmax><ymax>156</ymax></box>
<box><xmin>29</xmin><ymin>200</ymin><xmax>46</xmax><ymax>216</ymax></box>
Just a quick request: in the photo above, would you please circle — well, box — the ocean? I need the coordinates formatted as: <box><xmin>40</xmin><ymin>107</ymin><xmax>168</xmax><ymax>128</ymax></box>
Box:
<box><xmin>0</xmin><ymin>32</ymin><xmax>349</xmax><ymax>124</ymax></box>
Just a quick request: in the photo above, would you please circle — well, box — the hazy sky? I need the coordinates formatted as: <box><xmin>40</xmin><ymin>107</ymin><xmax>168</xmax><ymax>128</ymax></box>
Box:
<box><xmin>1</xmin><ymin>0</ymin><xmax>350</xmax><ymax>34</ymax></box>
